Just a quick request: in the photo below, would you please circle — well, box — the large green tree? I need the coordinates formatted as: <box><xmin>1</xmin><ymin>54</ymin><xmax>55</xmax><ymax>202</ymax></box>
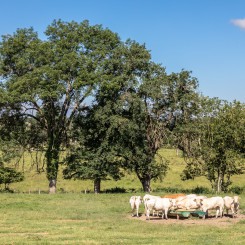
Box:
<box><xmin>63</xmin><ymin>39</ymin><xmax>152</xmax><ymax>192</ymax></box>
<box><xmin>0</xmin><ymin>20</ymin><xmax>122</xmax><ymax>193</ymax></box>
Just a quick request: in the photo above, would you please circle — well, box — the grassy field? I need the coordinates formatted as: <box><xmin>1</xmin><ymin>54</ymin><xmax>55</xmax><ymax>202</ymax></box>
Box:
<box><xmin>1</xmin><ymin>148</ymin><xmax>244</xmax><ymax>244</ymax></box>
<box><xmin>0</xmin><ymin>193</ymin><xmax>244</xmax><ymax>244</ymax></box>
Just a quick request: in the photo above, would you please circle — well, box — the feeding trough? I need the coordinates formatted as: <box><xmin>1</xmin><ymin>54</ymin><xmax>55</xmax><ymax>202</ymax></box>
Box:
<box><xmin>168</xmin><ymin>209</ymin><xmax>207</xmax><ymax>219</ymax></box>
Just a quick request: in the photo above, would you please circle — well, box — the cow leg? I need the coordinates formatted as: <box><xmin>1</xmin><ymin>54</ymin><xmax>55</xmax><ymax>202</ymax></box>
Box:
<box><xmin>215</xmin><ymin>208</ymin><xmax>219</xmax><ymax>218</ymax></box>
<box><xmin>144</xmin><ymin>204</ymin><xmax>147</xmax><ymax>216</ymax></box>
<box><xmin>231</xmin><ymin>207</ymin><xmax>234</xmax><ymax>218</ymax></box>
<box><xmin>203</xmin><ymin>210</ymin><xmax>207</xmax><ymax>219</ymax></box>
<box><xmin>165</xmin><ymin>209</ymin><xmax>168</xmax><ymax>220</ymax></box>
<box><xmin>161</xmin><ymin>210</ymin><xmax>164</xmax><ymax>219</ymax></box>
<box><xmin>146</xmin><ymin>209</ymin><xmax>150</xmax><ymax>220</ymax></box>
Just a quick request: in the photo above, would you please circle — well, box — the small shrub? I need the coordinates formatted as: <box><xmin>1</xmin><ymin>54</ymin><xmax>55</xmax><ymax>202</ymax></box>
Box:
<box><xmin>228</xmin><ymin>186</ymin><xmax>244</xmax><ymax>194</ymax></box>
<box><xmin>154</xmin><ymin>186</ymin><xmax>211</xmax><ymax>194</ymax></box>
<box><xmin>0</xmin><ymin>187</ymin><xmax>14</xmax><ymax>193</ymax></box>
<box><xmin>155</xmin><ymin>187</ymin><xmax>183</xmax><ymax>193</ymax></box>
<box><xmin>0</xmin><ymin>167</ymin><xmax>24</xmax><ymax>190</ymax></box>
<box><xmin>104</xmin><ymin>187</ymin><xmax>126</xmax><ymax>193</ymax></box>
<box><xmin>191</xmin><ymin>186</ymin><xmax>210</xmax><ymax>194</ymax></box>
<box><xmin>58</xmin><ymin>188</ymin><xmax>66</xmax><ymax>193</ymax></box>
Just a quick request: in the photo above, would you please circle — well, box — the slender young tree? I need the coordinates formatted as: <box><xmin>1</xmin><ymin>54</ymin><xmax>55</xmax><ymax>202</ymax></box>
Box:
<box><xmin>0</xmin><ymin>164</ymin><xmax>24</xmax><ymax>191</ymax></box>
<box><xmin>179</xmin><ymin>99</ymin><xmax>245</xmax><ymax>193</ymax></box>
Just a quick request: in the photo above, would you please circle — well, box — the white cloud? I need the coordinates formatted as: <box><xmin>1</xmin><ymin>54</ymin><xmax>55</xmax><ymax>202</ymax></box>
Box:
<box><xmin>231</xmin><ymin>18</ymin><xmax>245</xmax><ymax>30</ymax></box>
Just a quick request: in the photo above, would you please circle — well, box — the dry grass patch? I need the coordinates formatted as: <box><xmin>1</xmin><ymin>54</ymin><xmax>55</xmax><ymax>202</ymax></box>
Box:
<box><xmin>130</xmin><ymin>213</ymin><xmax>245</xmax><ymax>227</ymax></box>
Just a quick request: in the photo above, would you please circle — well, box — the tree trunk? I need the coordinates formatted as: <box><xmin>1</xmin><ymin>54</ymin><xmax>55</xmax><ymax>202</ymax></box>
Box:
<box><xmin>94</xmin><ymin>178</ymin><xmax>101</xmax><ymax>194</ymax></box>
<box><xmin>49</xmin><ymin>179</ymin><xmax>57</xmax><ymax>194</ymax></box>
<box><xmin>176</xmin><ymin>148</ymin><xmax>179</xmax><ymax>156</ymax></box>
<box><xmin>46</xmin><ymin>141</ymin><xmax>60</xmax><ymax>194</ymax></box>
<box><xmin>140</xmin><ymin>176</ymin><xmax>151</xmax><ymax>192</ymax></box>
<box><xmin>216</xmin><ymin>174</ymin><xmax>222</xmax><ymax>193</ymax></box>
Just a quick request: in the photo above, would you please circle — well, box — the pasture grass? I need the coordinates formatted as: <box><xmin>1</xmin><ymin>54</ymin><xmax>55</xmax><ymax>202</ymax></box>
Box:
<box><xmin>0</xmin><ymin>193</ymin><xmax>244</xmax><ymax>244</ymax></box>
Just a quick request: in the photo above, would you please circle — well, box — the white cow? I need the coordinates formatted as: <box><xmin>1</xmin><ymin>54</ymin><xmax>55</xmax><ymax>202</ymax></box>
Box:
<box><xmin>200</xmin><ymin>196</ymin><xmax>224</xmax><ymax>219</ymax></box>
<box><xmin>143</xmin><ymin>194</ymin><xmax>161</xmax><ymax>203</ymax></box>
<box><xmin>195</xmin><ymin>195</ymin><xmax>208</xmax><ymax>204</ymax></box>
<box><xmin>175</xmin><ymin>195</ymin><xmax>201</xmax><ymax>210</ymax></box>
<box><xmin>129</xmin><ymin>196</ymin><xmax>142</xmax><ymax>217</ymax></box>
<box><xmin>145</xmin><ymin>197</ymin><xmax>175</xmax><ymax>220</ymax></box>
<box><xmin>143</xmin><ymin>194</ymin><xmax>161</xmax><ymax>216</ymax></box>
<box><xmin>223</xmin><ymin>196</ymin><xmax>240</xmax><ymax>218</ymax></box>
<box><xmin>186</xmin><ymin>194</ymin><xmax>198</xmax><ymax>198</ymax></box>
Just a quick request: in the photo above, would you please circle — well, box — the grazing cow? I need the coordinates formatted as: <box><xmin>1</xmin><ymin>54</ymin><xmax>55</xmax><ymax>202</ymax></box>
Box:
<box><xmin>195</xmin><ymin>195</ymin><xmax>208</xmax><ymax>203</ymax></box>
<box><xmin>223</xmin><ymin>196</ymin><xmax>240</xmax><ymax>218</ymax></box>
<box><xmin>175</xmin><ymin>195</ymin><xmax>201</xmax><ymax>210</ymax></box>
<box><xmin>129</xmin><ymin>196</ymin><xmax>142</xmax><ymax>217</ymax></box>
<box><xmin>200</xmin><ymin>196</ymin><xmax>224</xmax><ymax>219</ymax></box>
<box><xmin>145</xmin><ymin>197</ymin><xmax>175</xmax><ymax>220</ymax></box>
<box><xmin>143</xmin><ymin>194</ymin><xmax>161</xmax><ymax>216</ymax></box>
<box><xmin>143</xmin><ymin>194</ymin><xmax>161</xmax><ymax>202</ymax></box>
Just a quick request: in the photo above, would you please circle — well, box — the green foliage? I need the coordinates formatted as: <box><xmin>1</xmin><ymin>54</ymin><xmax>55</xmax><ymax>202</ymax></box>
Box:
<box><xmin>0</xmin><ymin>19</ymin><xmax>124</xmax><ymax>191</ymax></box>
<box><xmin>228</xmin><ymin>186</ymin><xmax>244</xmax><ymax>194</ymax></box>
<box><xmin>64</xmin><ymin>37</ymin><xmax>161</xmax><ymax>192</ymax></box>
<box><xmin>155</xmin><ymin>186</ymin><xmax>211</xmax><ymax>194</ymax></box>
<box><xmin>178</xmin><ymin>99</ymin><xmax>245</xmax><ymax>193</ymax></box>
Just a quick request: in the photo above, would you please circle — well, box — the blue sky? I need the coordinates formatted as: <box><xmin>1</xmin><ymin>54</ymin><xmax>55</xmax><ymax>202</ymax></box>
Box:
<box><xmin>1</xmin><ymin>0</ymin><xmax>245</xmax><ymax>102</ymax></box>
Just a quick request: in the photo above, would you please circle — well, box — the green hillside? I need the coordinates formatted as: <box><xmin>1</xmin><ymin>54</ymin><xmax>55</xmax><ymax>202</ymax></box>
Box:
<box><xmin>8</xmin><ymin>148</ymin><xmax>245</xmax><ymax>194</ymax></box>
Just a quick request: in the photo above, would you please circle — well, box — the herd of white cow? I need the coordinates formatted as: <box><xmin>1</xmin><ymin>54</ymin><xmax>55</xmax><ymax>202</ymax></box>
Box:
<box><xmin>129</xmin><ymin>194</ymin><xmax>240</xmax><ymax>220</ymax></box>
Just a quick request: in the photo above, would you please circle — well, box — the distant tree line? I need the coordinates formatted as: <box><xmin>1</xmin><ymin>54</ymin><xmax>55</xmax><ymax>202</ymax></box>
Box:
<box><xmin>0</xmin><ymin>20</ymin><xmax>244</xmax><ymax>193</ymax></box>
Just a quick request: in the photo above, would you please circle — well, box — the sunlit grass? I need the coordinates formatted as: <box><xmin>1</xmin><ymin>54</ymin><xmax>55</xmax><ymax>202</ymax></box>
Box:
<box><xmin>0</xmin><ymin>193</ymin><xmax>244</xmax><ymax>244</ymax></box>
